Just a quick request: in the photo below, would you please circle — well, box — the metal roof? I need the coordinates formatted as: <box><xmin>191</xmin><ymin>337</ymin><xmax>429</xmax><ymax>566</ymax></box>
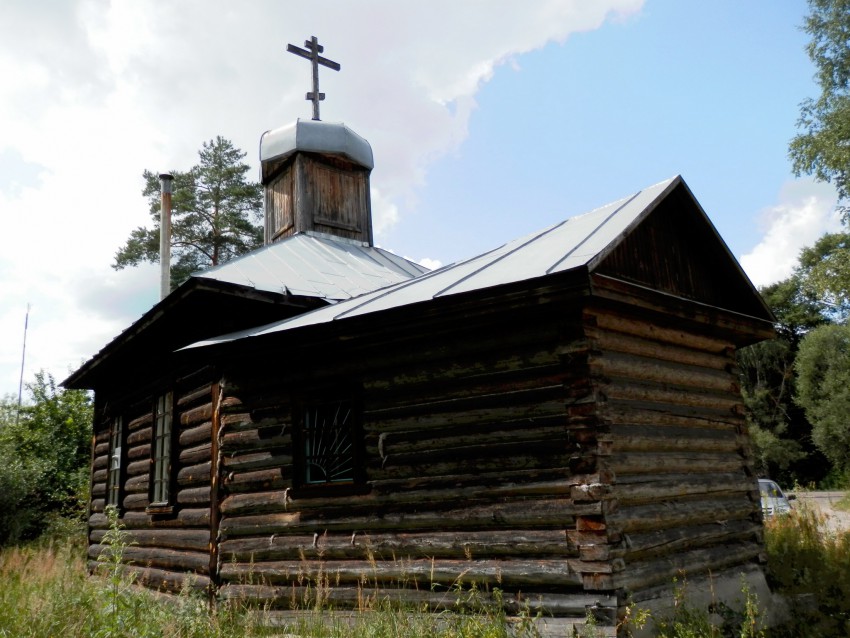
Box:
<box><xmin>187</xmin><ymin>176</ymin><xmax>683</xmax><ymax>348</ymax></box>
<box><xmin>195</xmin><ymin>231</ymin><xmax>429</xmax><ymax>301</ymax></box>
<box><xmin>260</xmin><ymin>119</ymin><xmax>374</xmax><ymax>180</ymax></box>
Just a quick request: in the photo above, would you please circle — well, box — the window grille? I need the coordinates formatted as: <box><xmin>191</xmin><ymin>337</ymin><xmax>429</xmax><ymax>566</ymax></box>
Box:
<box><xmin>151</xmin><ymin>392</ymin><xmax>173</xmax><ymax>505</ymax></box>
<box><xmin>106</xmin><ymin>416</ymin><xmax>123</xmax><ymax>509</ymax></box>
<box><xmin>301</xmin><ymin>401</ymin><xmax>356</xmax><ymax>485</ymax></box>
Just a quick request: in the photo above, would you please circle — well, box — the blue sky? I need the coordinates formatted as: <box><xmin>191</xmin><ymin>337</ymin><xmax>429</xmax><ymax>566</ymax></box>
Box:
<box><xmin>383</xmin><ymin>1</ymin><xmax>829</xmax><ymax>264</ymax></box>
<box><xmin>0</xmin><ymin>0</ymin><xmax>841</xmax><ymax>398</ymax></box>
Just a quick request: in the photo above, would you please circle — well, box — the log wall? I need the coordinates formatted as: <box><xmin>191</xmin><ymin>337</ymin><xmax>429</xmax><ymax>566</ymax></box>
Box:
<box><xmin>88</xmin><ymin>381</ymin><xmax>216</xmax><ymax>593</ymax></box>
<box><xmin>214</xmin><ymin>303</ymin><xmax>612</xmax><ymax>621</ymax></box>
<box><xmin>582</xmin><ymin>304</ymin><xmax>763</xmax><ymax>604</ymax></box>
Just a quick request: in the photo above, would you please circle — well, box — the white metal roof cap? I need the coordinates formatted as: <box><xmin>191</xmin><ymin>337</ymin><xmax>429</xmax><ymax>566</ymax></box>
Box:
<box><xmin>260</xmin><ymin>119</ymin><xmax>374</xmax><ymax>170</ymax></box>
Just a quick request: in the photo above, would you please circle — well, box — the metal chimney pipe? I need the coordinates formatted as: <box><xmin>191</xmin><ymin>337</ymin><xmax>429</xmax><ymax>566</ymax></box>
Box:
<box><xmin>159</xmin><ymin>173</ymin><xmax>173</xmax><ymax>300</ymax></box>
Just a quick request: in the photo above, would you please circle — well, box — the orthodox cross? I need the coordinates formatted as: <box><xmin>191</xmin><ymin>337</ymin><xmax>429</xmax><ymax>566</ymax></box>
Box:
<box><xmin>287</xmin><ymin>36</ymin><xmax>341</xmax><ymax>121</ymax></box>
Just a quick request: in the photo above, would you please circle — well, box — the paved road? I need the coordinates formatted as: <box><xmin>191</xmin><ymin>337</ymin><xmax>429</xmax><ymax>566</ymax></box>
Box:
<box><xmin>788</xmin><ymin>491</ymin><xmax>850</xmax><ymax>532</ymax></box>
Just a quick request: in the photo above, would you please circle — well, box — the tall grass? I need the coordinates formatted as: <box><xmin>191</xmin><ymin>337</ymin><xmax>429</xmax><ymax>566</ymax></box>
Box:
<box><xmin>763</xmin><ymin>502</ymin><xmax>850</xmax><ymax>637</ymax></box>
<box><xmin>2</xmin><ymin>501</ymin><xmax>849</xmax><ymax>638</ymax></box>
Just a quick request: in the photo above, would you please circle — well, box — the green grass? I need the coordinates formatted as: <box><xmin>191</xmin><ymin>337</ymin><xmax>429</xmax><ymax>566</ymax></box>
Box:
<box><xmin>2</xmin><ymin>502</ymin><xmax>850</xmax><ymax>638</ymax></box>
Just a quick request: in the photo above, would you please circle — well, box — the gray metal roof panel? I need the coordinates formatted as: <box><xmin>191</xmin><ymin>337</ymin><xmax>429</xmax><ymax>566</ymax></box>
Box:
<box><xmin>260</xmin><ymin>119</ymin><xmax>374</xmax><ymax>170</ymax></box>
<box><xmin>195</xmin><ymin>233</ymin><xmax>428</xmax><ymax>301</ymax></box>
<box><xmin>187</xmin><ymin>177</ymin><xmax>681</xmax><ymax>348</ymax></box>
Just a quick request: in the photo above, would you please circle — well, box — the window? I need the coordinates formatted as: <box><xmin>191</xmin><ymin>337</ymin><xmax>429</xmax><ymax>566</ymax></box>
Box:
<box><xmin>299</xmin><ymin>400</ymin><xmax>359</xmax><ymax>486</ymax></box>
<box><xmin>106</xmin><ymin>416</ymin><xmax>123</xmax><ymax>509</ymax></box>
<box><xmin>150</xmin><ymin>392</ymin><xmax>173</xmax><ymax>506</ymax></box>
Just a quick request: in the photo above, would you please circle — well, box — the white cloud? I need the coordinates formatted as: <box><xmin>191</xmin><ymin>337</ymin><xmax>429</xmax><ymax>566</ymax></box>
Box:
<box><xmin>0</xmin><ymin>0</ymin><xmax>644</xmax><ymax>396</ymax></box>
<box><xmin>417</xmin><ymin>257</ymin><xmax>444</xmax><ymax>271</ymax></box>
<box><xmin>739</xmin><ymin>179</ymin><xmax>841</xmax><ymax>288</ymax></box>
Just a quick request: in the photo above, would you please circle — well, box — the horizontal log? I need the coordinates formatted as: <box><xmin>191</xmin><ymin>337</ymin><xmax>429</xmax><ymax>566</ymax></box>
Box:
<box><xmin>368</xmin><ymin>470</ymin><xmax>612</xmax><ymax>499</ymax></box>
<box><xmin>369</xmin><ymin>450</ymin><xmax>589</xmax><ymax>482</ymax></box>
<box><xmin>93</xmin><ymin>454</ymin><xmax>108</xmax><ymax>470</ymax></box>
<box><xmin>89</xmin><ymin>561</ymin><xmax>211</xmax><ymax>594</ymax></box>
<box><xmin>610</xmin><ymin>473</ymin><xmax>754</xmax><ymax>505</ymax></box>
<box><xmin>94</xmin><ymin>442</ymin><xmax>109</xmax><ymax>456</ymax></box>
<box><xmin>128</xmin><ymin>443</ymin><xmax>151</xmax><ymax>460</ymax></box>
<box><xmin>365</xmin><ymin>368</ymin><xmax>568</xmax><ymax>414</ymax></box>
<box><xmin>607</xmin><ymin>497</ymin><xmax>758</xmax><ymax>534</ymax></box>
<box><xmin>179</xmin><ymin>443</ymin><xmax>211</xmax><ymax>465</ymax></box>
<box><xmin>222</xmin><ymin>478</ymin><xmax>580</xmax><ymax>517</ymax></box>
<box><xmin>220</xmin><ymin>557</ymin><xmax>586</xmax><ymax>588</ymax></box>
<box><xmin>365</xmin><ymin>392</ymin><xmax>566</xmax><ymax>433</ymax></box>
<box><xmin>611</xmin><ymin>542</ymin><xmax>762</xmax><ymax>593</ymax></box>
<box><xmin>127</xmin><ymin>458</ymin><xmax>150</xmax><ymax>477</ymax></box>
<box><xmin>222</xmin><ymin>450</ymin><xmax>293</xmax><ymax>472</ymax></box>
<box><xmin>178</xmin><ymin>486</ymin><xmax>211</xmax><ymax>505</ymax></box>
<box><xmin>605</xmin><ymin>424</ymin><xmax>739</xmax><ymax>454</ymax></box>
<box><xmin>90</xmin><ymin>527</ymin><xmax>210</xmax><ymax>551</ymax></box>
<box><xmin>88</xmin><ymin>544</ymin><xmax>210</xmax><ymax>574</ymax></box>
<box><xmin>90</xmin><ymin>508</ymin><xmax>211</xmax><ymax>531</ymax></box>
<box><xmin>180</xmin><ymin>421</ymin><xmax>212</xmax><ymax>447</ymax></box>
<box><xmin>221</xmin><ymin>427</ymin><xmax>290</xmax><ymax>453</ymax></box>
<box><xmin>602</xmin><ymin>452</ymin><xmax>744</xmax><ymax>476</ymax></box>
<box><xmin>219</xmin><ymin>498</ymin><xmax>597</xmax><ymax>538</ymax></box>
<box><xmin>125</xmin><ymin>474</ymin><xmax>149</xmax><ymax>493</ymax></box>
<box><xmin>622</xmin><ymin>519</ymin><xmax>761</xmax><ymax>561</ymax></box>
<box><xmin>600</xmin><ymin>402</ymin><xmax>741</xmax><ymax>431</ymax></box>
<box><xmin>128</xmin><ymin>412</ymin><xmax>153</xmax><ymax>431</ymax></box>
<box><xmin>178</xmin><ymin>461</ymin><xmax>211</xmax><ymax>486</ymax></box>
<box><xmin>92</xmin><ymin>468</ymin><xmax>107</xmax><ymax>483</ymax></box>
<box><xmin>181</xmin><ymin>402</ymin><xmax>213</xmax><ymax>428</ymax></box>
<box><xmin>366</xmin><ymin>419</ymin><xmax>571</xmax><ymax>459</ymax></box>
<box><xmin>123</xmin><ymin>493</ymin><xmax>149</xmax><ymax>510</ymax></box>
<box><xmin>224</xmin><ymin>467</ymin><xmax>289</xmax><ymax>493</ymax></box>
<box><xmin>362</xmin><ymin>348</ymin><xmax>561</xmax><ymax>395</ymax></box>
<box><xmin>590</xmin><ymin>351</ymin><xmax>736</xmax><ymax>394</ymax></box>
<box><xmin>127</xmin><ymin>426</ymin><xmax>152</xmax><ymax>446</ymax></box>
<box><xmin>177</xmin><ymin>383</ymin><xmax>213</xmax><ymax>408</ymax></box>
<box><xmin>90</xmin><ymin>498</ymin><xmax>105</xmax><ymax>513</ymax></box>
<box><xmin>218</xmin><ymin>584</ymin><xmax>608</xmax><ymax>615</ymax></box>
<box><xmin>588</xmin><ymin>327</ymin><xmax>729</xmax><ymax>371</ymax></box>
<box><xmin>91</xmin><ymin>483</ymin><xmax>106</xmax><ymax>497</ymax></box>
<box><xmin>587</xmin><ymin>309</ymin><xmax>734</xmax><ymax>354</ymax></box>
<box><xmin>601</xmin><ymin>380</ymin><xmax>742</xmax><ymax>413</ymax></box>
<box><xmin>219</xmin><ymin>528</ymin><xmax>573</xmax><ymax>562</ymax></box>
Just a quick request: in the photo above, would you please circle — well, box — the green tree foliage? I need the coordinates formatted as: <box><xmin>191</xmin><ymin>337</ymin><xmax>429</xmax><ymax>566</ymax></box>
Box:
<box><xmin>113</xmin><ymin>136</ymin><xmax>263</xmax><ymax>288</ymax></box>
<box><xmin>795</xmin><ymin>323</ymin><xmax>850</xmax><ymax>473</ymax></box>
<box><xmin>738</xmin><ymin>277</ymin><xmax>831</xmax><ymax>484</ymax></box>
<box><xmin>0</xmin><ymin>372</ymin><xmax>92</xmax><ymax>545</ymax></box>
<box><xmin>789</xmin><ymin>0</ymin><xmax>850</xmax><ymax>209</ymax></box>
<box><xmin>795</xmin><ymin>232</ymin><xmax>850</xmax><ymax>318</ymax></box>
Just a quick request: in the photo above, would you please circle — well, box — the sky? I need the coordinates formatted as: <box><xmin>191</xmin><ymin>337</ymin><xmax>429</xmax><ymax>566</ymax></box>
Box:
<box><xmin>0</xmin><ymin>0</ymin><xmax>842</xmax><ymax>399</ymax></box>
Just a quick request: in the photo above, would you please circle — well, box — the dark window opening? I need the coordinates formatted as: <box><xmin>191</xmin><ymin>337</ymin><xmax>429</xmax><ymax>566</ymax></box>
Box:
<box><xmin>300</xmin><ymin>400</ymin><xmax>357</xmax><ymax>486</ymax></box>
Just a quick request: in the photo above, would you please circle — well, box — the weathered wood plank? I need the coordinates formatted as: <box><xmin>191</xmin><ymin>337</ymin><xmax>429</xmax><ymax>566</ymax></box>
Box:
<box><xmin>219</xmin><ymin>529</ymin><xmax>573</xmax><ymax>562</ymax></box>
<box><xmin>88</xmin><ymin>544</ymin><xmax>210</xmax><ymax>573</ymax></box>
<box><xmin>90</xmin><ymin>528</ymin><xmax>210</xmax><ymax>551</ymax></box>
<box><xmin>220</xmin><ymin>558</ymin><xmax>586</xmax><ymax>588</ymax></box>
<box><xmin>219</xmin><ymin>498</ymin><xmax>597</xmax><ymax>537</ymax></box>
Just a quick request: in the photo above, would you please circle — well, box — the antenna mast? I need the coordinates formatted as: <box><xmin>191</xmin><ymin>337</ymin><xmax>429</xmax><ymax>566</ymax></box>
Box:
<box><xmin>17</xmin><ymin>303</ymin><xmax>30</xmax><ymax>408</ymax></box>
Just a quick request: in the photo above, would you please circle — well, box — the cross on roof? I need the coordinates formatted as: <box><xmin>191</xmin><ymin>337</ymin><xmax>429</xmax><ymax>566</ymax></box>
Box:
<box><xmin>287</xmin><ymin>36</ymin><xmax>341</xmax><ymax>121</ymax></box>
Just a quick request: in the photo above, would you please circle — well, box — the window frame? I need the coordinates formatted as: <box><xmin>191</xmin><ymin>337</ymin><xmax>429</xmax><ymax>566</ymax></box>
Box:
<box><xmin>292</xmin><ymin>392</ymin><xmax>366</xmax><ymax>496</ymax></box>
<box><xmin>148</xmin><ymin>391</ymin><xmax>175</xmax><ymax>513</ymax></box>
<box><xmin>105</xmin><ymin>415</ymin><xmax>124</xmax><ymax>511</ymax></box>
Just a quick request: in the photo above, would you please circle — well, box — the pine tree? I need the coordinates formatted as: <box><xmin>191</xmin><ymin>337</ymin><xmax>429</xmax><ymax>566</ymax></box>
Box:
<box><xmin>114</xmin><ymin>136</ymin><xmax>263</xmax><ymax>288</ymax></box>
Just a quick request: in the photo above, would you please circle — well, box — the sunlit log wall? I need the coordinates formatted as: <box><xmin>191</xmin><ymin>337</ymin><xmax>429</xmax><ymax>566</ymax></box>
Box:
<box><xmin>84</xmin><ymin>274</ymin><xmax>767</xmax><ymax>627</ymax></box>
<box><xmin>88</xmin><ymin>380</ymin><xmax>216</xmax><ymax>593</ymax></box>
<box><xmin>212</xmin><ymin>279</ymin><xmax>765</xmax><ymax>624</ymax></box>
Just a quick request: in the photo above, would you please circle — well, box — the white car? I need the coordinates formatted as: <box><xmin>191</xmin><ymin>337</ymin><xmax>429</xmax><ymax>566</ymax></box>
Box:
<box><xmin>758</xmin><ymin>478</ymin><xmax>794</xmax><ymax>518</ymax></box>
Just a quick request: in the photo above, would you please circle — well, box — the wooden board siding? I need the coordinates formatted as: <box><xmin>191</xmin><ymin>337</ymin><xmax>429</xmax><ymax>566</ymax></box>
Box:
<box><xmin>88</xmin><ymin>381</ymin><xmax>215</xmax><ymax>593</ymax></box>
<box><xmin>266</xmin><ymin>154</ymin><xmax>372</xmax><ymax>244</ymax></box>
<box><xmin>582</xmin><ymin>303</ymin><xmax>763</xmax><ymax>601</ymax></box>
<box><xmin>213</xmin><ymin>305</ymin><xmax>609</xmax><ymax>620</ymax></box>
